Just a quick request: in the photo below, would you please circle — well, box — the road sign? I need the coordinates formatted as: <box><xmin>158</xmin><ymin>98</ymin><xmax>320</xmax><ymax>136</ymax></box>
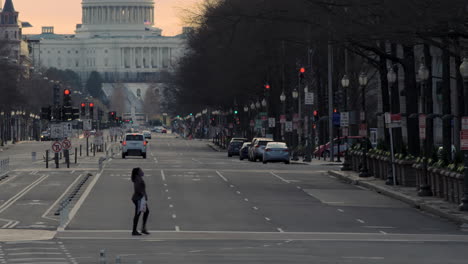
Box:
<box><xmin>280</xmin><ymin>115</ymin><xmax>286</xmax><ymax>124</ymax></box>
<box><xmin>50</xmin><ymin>123</ymin><xmax>63</xmax><ymax>139</ymax></box>
<box><xmin>370</xmin><ymin>128</ymin><xmax>378</xmax><ymax>148</ymax></box>
<box><xmin>51</xmin><ymin>141</ymin><xmax>62</xmax><ymax>153</ymax></box>
<box><xmin>385</xmin><ymin>112</ymin><xmax>402</xmax><ymax>128</ymax></box>
<box><xmin>419</xmin><ymin>114</ymin><xmax>426</xmax><ymax>140</ymax></box>
<box><xmin>342</xmin><ymin>127</ymin><xmax>349</xmax><ymax>137</ymax></box>
<box><xmin>340</xmin><ymin>112</ymin><xmax>349</xmax><ymax>127</ymax></box>
<box><xmin>268</xmin><ymin>118</ymin><xmax>276</xmax><ymax>128</ymax></box>
<box><xmin>83</xmin><ymin>119</ymin><xmax>92</xmax><ymax>131</ymax></box>
<box><xmin>333</xmin><ymin>113</ymin><xmax>341</xmax><ymax>126</ymax></box>
<box><xmin>62</xmin><ymin>139</ymin><xmax>71</xmax><ymax>150</ymax></box>
<box><xmin>359</xmin><ymin>124</ymin><xmax>368</xmax><ymax>137</ymax></box>
<box><xmin>304</xmin><ymin>92</ymin><xmax>314</xmax><ymax>105</ymax></box>
<box><xmin>63</xmin><ymin>122</ymin><xmax>72</xmax><ymax>138</ymax></box>
<box><xmin>462</xmin><ymin>117</ymin><xmax>468</xmax><ymax>130</ymax></box>
<box><xmin>461</xmin><ymin>131</ymin><xmax>468</xmax><ymax>150</ymax></box>
<box><xmin>285</xmin><ymin>121</ymin><xmax>293</xmax><ymax>132</ymax></box>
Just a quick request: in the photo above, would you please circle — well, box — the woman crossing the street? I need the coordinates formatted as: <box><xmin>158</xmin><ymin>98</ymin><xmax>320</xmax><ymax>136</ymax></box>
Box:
<box><xmin>131</xmin><ymin>167</ymin><xmax>150</xmax><ymax>236</ymax></box>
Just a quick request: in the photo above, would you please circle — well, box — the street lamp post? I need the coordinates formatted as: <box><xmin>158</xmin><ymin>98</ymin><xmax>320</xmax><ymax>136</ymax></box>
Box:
<box><xmin>280</xmin><ymin>91</ymin><xmax>286</xmax><ymax>142</ymax></box>
<box><xmin>292</xmin><ymin>88</ymin><xmax>299</xmax><ymax>160</ymax></box>
<box><xmin>418</xmin><ymin>62</ymin><xmax>433</xmax><ymax>196</ymax></box>
<box><xmin>359</xmin><ymin>72</ymin><xmax>369</xmax><ymax>178</ymax></box>
<box><xmin>459</xmin><ymin>56</ymin><xmax>468</xmax><ymax>211</ymax></box>
<box><xmin>341</xmin><ymin>75</ymin><xmax>351</xmax><ymax>171</ymax></box>
<box><xmin>385</xmin><ymin>67</ymin><xmax>398</xmax><ymax>185</ymax></box>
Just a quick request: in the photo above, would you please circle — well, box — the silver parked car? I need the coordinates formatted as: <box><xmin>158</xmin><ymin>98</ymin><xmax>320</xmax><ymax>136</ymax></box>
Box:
<box><xmin>121</xmin><ymin>133</ymin><xmax>148</xmax><ymax>159</ymax></box>
<box><xmin>248</xmin><ymin>138</ymin><xmax>274</xmax><ymax>162</ymax></box>
<box><xmin>263</xmin><ymin>142</ymin><xmax>290</xmax><ymax>164</ymax></box>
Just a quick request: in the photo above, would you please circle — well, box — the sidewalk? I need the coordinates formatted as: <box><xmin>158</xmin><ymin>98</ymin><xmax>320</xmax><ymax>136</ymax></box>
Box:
<box><xmin>329</xmin><ymin>170</ymin><xmax>468</xmax><ymax>226</ymax></box>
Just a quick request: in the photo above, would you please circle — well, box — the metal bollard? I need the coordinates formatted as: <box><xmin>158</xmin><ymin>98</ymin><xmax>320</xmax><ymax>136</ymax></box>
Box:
<box><xmin>80</xmin><ymin>145</ymin><xmax>82</xmax><ymax>157</ymax></box>
<box><xmin>99</xmin><ymin>249</ymin><xmax>107</xmax><ymax>264</ymax></box>
<box><xmin>75</xmin><ymin>148</ymin><xmax>78</xmax><ymax>164</ymax></box>
<box><xmin>46</xmin><ymin>150</ymin><xmax>49</xmax><ymax>169</ymax></box>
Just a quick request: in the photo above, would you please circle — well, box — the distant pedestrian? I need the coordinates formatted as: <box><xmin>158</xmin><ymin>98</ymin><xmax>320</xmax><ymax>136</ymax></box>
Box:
<box><xmin>131</xmin><ymin>167</ymin><xmax>150</xmax><ymax>236</ymax></box>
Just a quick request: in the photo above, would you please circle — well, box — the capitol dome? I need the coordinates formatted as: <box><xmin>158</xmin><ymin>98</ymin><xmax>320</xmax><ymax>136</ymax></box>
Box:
<box><xmin>77</xmin><ymin>0</ymin><xmax>159</xmax><ymax>37</ymax></box>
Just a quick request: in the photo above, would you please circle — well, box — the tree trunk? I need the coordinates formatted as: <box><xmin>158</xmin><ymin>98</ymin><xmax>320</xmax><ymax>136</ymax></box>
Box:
<box><xmin>402</xmin><ymin>45</ymin><xmax>420</xmax><ymax>156</ymax></box>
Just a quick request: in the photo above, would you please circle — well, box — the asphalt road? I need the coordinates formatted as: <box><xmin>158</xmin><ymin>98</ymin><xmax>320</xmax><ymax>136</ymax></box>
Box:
<box><xmin>1</xmin><ymin>134</ymin><xmax>468</xmax><ymax>263</ymax></box>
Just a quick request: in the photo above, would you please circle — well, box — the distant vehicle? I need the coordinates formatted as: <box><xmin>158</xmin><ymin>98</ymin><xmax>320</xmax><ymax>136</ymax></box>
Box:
<box><xmin>263</xmin><ymin>142</ymin><xmax>290</xmax><ymax>164</ymax></box>
<box><xmin>239</xmin><ymin>142</ymin><xmax>251</xmax><ymax>160</ymax></box>
<box><xmin>314</xmin><ymin>136</ymin><xmax>365</xmax><ymax>158</ymax></box>
<box><xmin>248</xmin><ymin>138</ymin><xmax>274</xmax><ymax>162</ymax></box>
<box><xmin>230</xmin><ymin>138</ymin><xmax>248</xmax><ymax>143</ymax></box>
<box><xmin>40</xmin><ymin>131</ymin><xmax>51</xmax><ymax>141</ymax></box>
<box><xmin>227</xmin><ymin>140</ymin><xmax>244</xmax><ymax>157</ymax></box>
<box><xmin>143</xmin><ymin>130</ymin><xmax>152</xmax><ymax>139</ymax></box>
<box><xmin>121</xmin><ymin>133</ymin><xmax>148</xmax><ymax>159</ymax></box>
<box><xmin>90</xmin><ymin>130</ymin><xmax>97</xmax><ymax>136</ymax></box>
<box><xmin>152</xmin><ymin>126</ymin><xmax>167</xmax><ymax>133</ymax></box>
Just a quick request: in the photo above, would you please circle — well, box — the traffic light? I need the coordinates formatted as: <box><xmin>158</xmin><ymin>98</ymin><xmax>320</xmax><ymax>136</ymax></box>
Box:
<box><xmin>313</xmin><ymin>110</ymin><xmax>319</xmax><ymax>122</ymax></box>
<box><xmin>299</xmin><ymin>67</ymin><xmax>306</xmax><ymax>82</ymax></box>
<box><xmin>89</xmin><ymin>102</ymin><xmax>95</xmax><ymax>119</ymax></box>
<box><xmin>264</xmin><ymin>83</ymin><xmax>271</xmax><ymax>90</ymax></box>
<box><xmin>72</xmin><ymin>107</ymin><xmax>80</xmax><ymax>120</ymax></box>
<box><xmin>41</xmin><ymin>107</ymin><xmax>52</xmax><ymax>120</ymax></box>
<box><xmin>234</xmin><ymin>110</ymin><xmax>238</xmax><ymax>115</ymax></box>
<box><xmin>63</xmin><ymin>89</ymin><xmax>73</xmax><ymax>120</ymax></box>
<box><xmin>80</xmin><ymin>103</ymin><xmax>86</xmax><ymax>116</ymax></box>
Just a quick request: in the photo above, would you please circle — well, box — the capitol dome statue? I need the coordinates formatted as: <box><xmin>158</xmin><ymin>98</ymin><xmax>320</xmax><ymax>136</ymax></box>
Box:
<box><xmin>77</xmin><ymin>0</ymin><xmax>161</xmax><ymax>37</ymax></box>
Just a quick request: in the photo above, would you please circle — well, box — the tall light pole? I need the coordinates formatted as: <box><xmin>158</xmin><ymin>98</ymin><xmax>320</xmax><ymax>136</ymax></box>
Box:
<box><xmin>292</xmin><ymin>88</ymin><xmax>299</xmax><ymax>160</ymax></box>
<box><xmin>341</xmin><ymin>74</ymin><xmax>351</xmax><ymax>171</ymax></box>
<box><xmin>280</xmin><ymin>91</ymin><xmax>286</xmax><ymax>141</ymax></box>
<box><xmin>459</xmin><ymin>56</ymin><xmax>468</xmax><ymax>211</ymax></box>
<box><xmin>418</xmin><ymin>62</ymin><xmax>433</xmax><ymax>196</ymax></box>
<box><xmin>385</xmin><ymin>67</ymin><xmax>398</xmax><ymax>185</ymax></box>
<box><xmin>359</xmin><ymin>72</ymin><xmax>369</xmax><ymax>178</ymax></box>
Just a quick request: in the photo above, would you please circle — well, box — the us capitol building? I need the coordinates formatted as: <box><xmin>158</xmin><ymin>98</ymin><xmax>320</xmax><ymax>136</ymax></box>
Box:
<box><xmin>28</xmin><ymin>0</ymin><xmax>188</xmax><ymax>82</ymax></box>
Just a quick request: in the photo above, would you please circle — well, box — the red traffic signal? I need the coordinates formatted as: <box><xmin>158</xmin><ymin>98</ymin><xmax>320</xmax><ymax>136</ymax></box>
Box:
<box><xmin>64</xmin><ymin>89</ymin><xmax>71</xmax><ymax>95</ymax></box>
<box><xmin>89</xmin><ymin>103</ymin><xmax>94</xmax><ymax>108</ymax></box>
<box><xmin>264</xmin><ymin>83</ymin><xmax>271</xmax><ymax>89</ymax></box>
<box><xmin>81</xmin><ymin>103</ymin><xmax>86</xmax><ymax>107</ymax></box>
<box><xmin>313</xmin><ymin>110</ymin><xmax>318</xmax><ymax>116</ymax></box>
<box><xmin>300</xmin><ymin>67</ymin><xmax>306</xmax><ymax>73</ymax></box>
<box><xmin>333</xmin><ymin>108</ymin><xmax>338</xmax><ymax>113</ymax></box>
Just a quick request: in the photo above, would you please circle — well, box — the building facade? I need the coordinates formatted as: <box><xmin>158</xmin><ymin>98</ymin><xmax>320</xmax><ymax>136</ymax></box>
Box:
<box><xmin>28</xmin><ymin>0</ymin><xmax>187</xmax><ymax>82</ymax></box>
<box><xmin>0</xmin><ymin>0</ymin><xmax>21</xmax><ymax>61</ymax></box>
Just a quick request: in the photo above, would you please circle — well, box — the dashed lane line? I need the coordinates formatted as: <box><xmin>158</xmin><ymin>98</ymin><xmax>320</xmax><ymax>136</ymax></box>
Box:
<box><xmin>0</xmin><ymin>174</ymin><xmax>49</xmax><ymax>214</ymax></box>
<box><xmin>270</xmin><ymin>172</ymin><xmax>290</xmax><ymax>184</ymax></box>
<box><xmin>337</xmin><ymin>209</ymin><xmax>345</xmax><ymax>213</ymax></box>
<box><xmin>277</xmin><ymin>228</ymin><xmax>284</xmax><ymax>233</ymax></box>
<box><xmin>161</xmin><ymin>170</ymin><xmax>166</xmax><ymax>181</ymax></box>
<box><xmin>216</xmin><ymin>171</ymin><xmax>228</xmax><ymax>182</ymax></box>
<box><xmin>356</xmin><ymin>219</ymin><xmax>366</xmax><ymax>224</ymax></box>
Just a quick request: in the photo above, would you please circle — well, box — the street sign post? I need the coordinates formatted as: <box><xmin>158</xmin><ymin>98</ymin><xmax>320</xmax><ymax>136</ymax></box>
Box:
<box><xmin>268</xmin><ymin>118</ymin><xmax>276</xmax><ymax>128</ymax></box>
<box><xmin>340</xmin><ymin>112</ymin><xmax>349</xmax><ymax>127</ymax></box>
<box><xmin>83</xmin><ymin>119</ymin><xmax>92</xmax><ymax>131</ymax></box>
<box><xmin>62</xmin><ymin>139</ymin><xmax>71</xmax><ymax>150</ymax></box>
<box><xmin>285</xmin><ymin>121</ymin><xmax>293</xmax><ymax>132</ymax></box>
<box><xmin>333</xmin><ymin>113</ymin><xmax>341</xmax><ymax>126</ymax></box>
<box><xmin>51</xmin><ymin>123</ymin><xmax>63</xmax><ymax>139</ymax></box>
<box><xmin>63</xmin><ymin>122</ymin><xmax>73</xmax><ymax>138</ymax></box>
<box><xmin>304</xmin><ymin>92</ymin><xmax>314</xmax><ymax>105</ymax></box>
<box><xmin>419</xmin><ymin>114</ymin><xmax>426</xmax><ymax>140</ymax></box>
<box><xmin>52</xmin><ymin>141</ymin><xmax>62</xmax><ymax>153</ymax></box>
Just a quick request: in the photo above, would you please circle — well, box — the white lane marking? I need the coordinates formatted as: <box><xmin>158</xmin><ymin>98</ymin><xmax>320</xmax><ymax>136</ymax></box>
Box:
<box><xmin>230</xmin><ymin>185</ymin><xmax>235</xmax><ymax>188</ymax></box>
<box><xmin>329</xmin><ymin>175</ymin><xmax>337</xmax><ymax>179</ymax></box>
<box><xmin>1</xmin><ymin>221</ymin><xmax>12</xmax><ymax>228</ymax></box>
<box><xmin>265</xmin><ymin>217</ymin><xmax>271</xmax><ymax>221</ymax></box>
<box><xmin>8</xmin><ymin>221</ymin><xmax>19</xmax><ymax>228</ymax></box>
<box><xmin>175</xmin><ymin>226</ymin><xmax>180</xmax><ymax>232</ymax></box>
<box><xmin>277</xmin><ymin>228</ymin><xmax>284</xmax><ymax>233</ymax></box>
<box><xmin>191</xmin><ymin>158</ymin><xmax>202</xmax><ymax>164</ymax></box>
<box><xmin>71</xmin><ymin>170</ymin><xmax>76</xmax><ymax>174</ymax></box>
<box><xmin>337</xmin><ymin>209</ymin><xmax>345</xmax><ymax>213</ymax></box>
<box><xmin>168</xmin><ymin>197</ymin><xmax>172</xmax><ymax>200</ymax></box>
<box><xmin>216</xmin><ymin>171</ymin><xmax>228</xmax><ymax>182</ymax></box>
<box><xmin>169</xmin><ymin>204</ymin><xmax>174</xmax><ymax>208</ymax></box>
<box><xmin>380</xmin><ymin>231</ymin><xmax>388</xmax><ymax>235</ymax></box>
<box><xmin>0</xmin><ymin>174</ymin><xmax>49</xmax><ymax>214</ymax></box>
<box><xmin>161</xmin><ymin>170</ymin><xmax>166</xmax><ymax>181</ymax></box>
<box><xmin>164</xmin><ymin>183</ymin><xmax>168</xmax><ymax>187</ymax></box>
<box><xmin>165</xmin><ymin>189</ymin><xmax>169</xmax><ymax>193</ymax></box>
<box><xmin>296</xmin><ymin>186</ymin><xmax>302</xmax><ymax>190</ymax></box>
<box><xmin>236</xmin><ymin>191</ymin><xmax>241</xmax><ymax>195</ymax></box>
<box><xmin>244</xmin><ymin>198</ymin><xmax>249</xmax><ymax>202</ymax></box>
<box><xmin>356</xmin><ymin>219</ymin><xmax>365</xmax><ymax>224</ymax></box>
<box><xmin>60</xmin><ymin>171</ymin><xmax>102</xmax><ymax>231</ymax></box>
<box><xmin>363</xmin><ymin>226</ymin><xmax>396</xmax><ymax>229</ymax></box>
<box><xmin>342</xmin><ymin>256</ymin><xmax>384</xmax><ymax>260</ymax></box>
<box><xmin>43</xmin><ymin>174</ymin><xmax>84</xmax><ymax>221</ymax></box>
<box><xmin>154</xmin><ymin>157</ymin><xmax>159</xmax><ymax>164</ymax></box>
<box><xmin>253</xmin><ymin>207</ymin><xmax>259</xmax><ymax>210</ymax></box>
<box><xmin>270</xmin><ymin>172</ymin><xmax>290</xmax><ymax>184</ymax></box>
<box><xmin>172</xmin><ymin>214</ymin><xmax>177</xmax><ymax>219</ymax></box>
<box><xmin>0</xmin><ymin>174</ymin><xmax>18</xmax><ymax>187</ymax></box>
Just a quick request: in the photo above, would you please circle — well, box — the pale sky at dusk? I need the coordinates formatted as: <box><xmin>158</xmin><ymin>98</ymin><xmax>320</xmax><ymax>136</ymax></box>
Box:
<box><xmin>11</xmin><ymin>0</ymin><xmax>203</xmax><ymax>36</ymax></box>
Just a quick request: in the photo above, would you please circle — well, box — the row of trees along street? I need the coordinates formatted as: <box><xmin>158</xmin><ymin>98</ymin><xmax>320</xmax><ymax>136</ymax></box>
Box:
<box><xmin>174</xmin><ymin>0</ymin><xmax>468</xmax><ymax>164</ymax></box>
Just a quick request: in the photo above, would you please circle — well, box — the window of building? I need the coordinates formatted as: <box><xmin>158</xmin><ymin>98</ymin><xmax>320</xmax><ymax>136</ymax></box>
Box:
<box><xmin>47</xmin><ymin>51</ymin><xmax>50</xmax><ymax>54</ymax></box>
<box><xmin>104</xmin><ymin>58</ymin><xmax>109</xmax><ymax>67</ymax></box>
<box><xmin>58</xmin><ymin>50</ymin><xmax>61</xmax><ymax>54</ymax></box>
<box><xmin>68</xmin><ymin>50</ymin><xmax>71</xmax><ymax>54</ymax></box>
<box><xmin>105</xmin><ymin>50</ymin><xmax>108</xmax><ymax>54</ymax></box>
<box><xmin>4</xmin><ymin>32</ymin><xmax>8</xmax><ymax>39</ymax></box>
<box><xmin>76</xmin><ymin>51</ymin><xmax>78</xmax><ymax>54</ymax></box>
<box><xmin>14</xmin><ymin>31</ymin><xmax>17</xmax><ymax>39</ymax></box>
<box><xmin>75</xmin><ymin>60</ymin><xmax>79</xmax><ymax>67</ymax></box>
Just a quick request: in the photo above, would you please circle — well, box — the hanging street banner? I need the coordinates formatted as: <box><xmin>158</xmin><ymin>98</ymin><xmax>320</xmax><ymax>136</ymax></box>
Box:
<box><xmin>461</xmin><ymin>131</ymin><xmax>468</xmax><ymax>151</ymax></box>
<box><xmin>333</xmin><ymin>113</ymin><xmax>341</xmax><ymax>126</ymax></box>
<box><xmin>419</xmin><ymin>114</ymin><xmax>426</xmax><ymax>140</ymax></box>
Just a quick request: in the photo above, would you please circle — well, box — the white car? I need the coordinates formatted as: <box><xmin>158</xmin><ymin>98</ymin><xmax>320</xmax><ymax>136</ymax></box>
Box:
<box><xmin>143</xmin><ymin>130</ymin><xmax>152</xmax><ymax>139</ymax></box>
<box><xmin>121</xmin><ymin>133</ymin><xmax>148</xmax><ymax>159</ymax></box>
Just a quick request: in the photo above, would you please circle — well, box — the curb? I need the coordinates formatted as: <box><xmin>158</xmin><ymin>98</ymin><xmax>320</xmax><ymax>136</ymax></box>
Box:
<box><xmin>207</xmin><ymin>143</ymin><xmax>222</xmax><ymax>152</ymax></box>
<box><xmin>328</xmin><ymin>170</ymin><xmax>468</xmax><ymax>225</ymax></box>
